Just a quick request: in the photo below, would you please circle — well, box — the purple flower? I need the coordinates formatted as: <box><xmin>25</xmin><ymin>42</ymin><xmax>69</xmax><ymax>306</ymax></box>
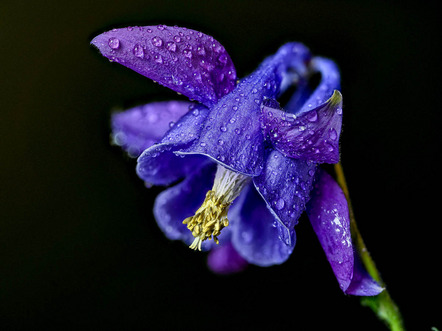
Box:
<box><xmin>92</xmin><ymin>25</ymin><xmax>383</xmax><ymax>295</ymax></box>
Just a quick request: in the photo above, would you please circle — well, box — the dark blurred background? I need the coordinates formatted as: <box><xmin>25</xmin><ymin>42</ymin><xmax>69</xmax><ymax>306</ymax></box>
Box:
<box><xmin>1</xmin><ymin>0</ymin><xmax>440</xmax><ymax>329</ymax></box>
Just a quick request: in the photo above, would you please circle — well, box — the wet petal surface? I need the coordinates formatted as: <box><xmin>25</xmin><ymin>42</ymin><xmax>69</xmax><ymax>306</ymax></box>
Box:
<box><xmin>91</xmin><ymin>25</ymin><xmax>237</xmax><ymax>107</ymax></box>
<box><xmin>253</xmin><ymin>149</ymin><xmax>317</xmax><ymax>246</ymax></box>
<box><xmin>179</xmin><ymin>42</ymin><xmax>312</xmax><ymax>176</ymax></box>
<box><xmin>307</xmin><ymin>170</ymin><xmax>383</xmax><ymax>295</ymax></box>
<box><xmin>261</xmin><ymin>90</ymin><xmax>343</xmax><ymax>164</ymax></box>
<box><xmin>136</xmin><ymin>104</ymin><xmax>210</xmax><ymax>185</ymax></box>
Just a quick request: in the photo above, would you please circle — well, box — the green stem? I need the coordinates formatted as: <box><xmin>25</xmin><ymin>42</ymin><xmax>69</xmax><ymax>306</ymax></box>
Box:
<box><xmin>334</xmin><ymin>163</ymin><xmax>405</xmax><ymax>331</ymax></box>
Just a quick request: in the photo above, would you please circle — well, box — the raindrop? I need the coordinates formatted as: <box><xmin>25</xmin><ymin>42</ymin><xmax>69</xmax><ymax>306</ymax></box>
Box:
<box><xmin>166</xmin><ymin>42</ymin><xmax>177</xmax><ymax>52</ymax></box>
<box><xmin>329</xmin><ymin>128</ymin><xmax>338</xmax><ymax>140</ymax></box>
<box><xmin>336</xmin><ymin>107</ymin><xmax>343</xmax><ymax>115</ymax></box>
<box><xmin>197</xmin><ymin>45</ymin><xmax>206</xmax><ymax>56</ymax></box>
<box><xmin>200</xmin><ymin>142</ymin><xmax>207</xmax><ymax>147</ymax></box>
<box><xmin>153</xmin><ymin>54</ymin><xmax>163</xmax><ymax>64</ymax></box>
<box><xmin>307</xmin><ymin>110</ymin><xmax>318</xmax><ymax>122</ymax></box>
<box><xmin>183</xmin><ymin>49</ymin><xmax>192</xmax><ymax>58</ymax></box>
<box><xmin>173</xmin><ymin>36</ymin><xmax>181</xmax><ymax>43</ymax></box>
<box><xmin>220</xmin><ymin>126</ymin><xmax>227</xmax><ymax>132</ymax></box>
<box><xmin>218</xmin><ymin>139</ymin><xmax>224</xmax><ymax>145</ymax></box>
<box><xmin>133</xmin><ymin>45</ymin><xmax>144</xmax><ymax>58</ymax></box>
<box><xmin>192</xmin><ymin>108</ymin><xmax>200</xmax><ymax>116</ymax></box>
<box><xmin>308</xmin><ymin>169</ymin><xmax>315</xmax><ymax>177</ymax></box>
<box><xmin>151</xmin><ymin>36</ymin><xmax>163</xmax><ymax>47</ymax></box>
<box><xmin>108</xmin><ymin>38</ymin><xmax>120</xmax><ymax>50</ymax></box>
<box><xmin>274</xmin><ymin>198</ymin><xmax>285</xmax><ymax>210</ymax></box>
<box><xmin>218</xmin><ymin>54</ymin><xmax>228</xmax><ymax>64</ymax></box>
<box><xmin>157</xmin><ymin>25</ymin><xmax>166</xmax><ymax>31</ymax></box>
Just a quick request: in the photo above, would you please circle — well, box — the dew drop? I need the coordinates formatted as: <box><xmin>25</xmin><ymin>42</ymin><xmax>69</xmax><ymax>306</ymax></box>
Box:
<box><xmin>218</xmin><ymin>54</ymin><xmax>228</xmax><ymax>64</ymax></box>
<box><xmin>307</xmin><ymin>110</ymin><xmax>318</xmax><ymax>122</ymax></box>
<box><xmin>154</xmin><ymin>54</ymin><xmax>163</xmax><ymax>64</ymax></box>
<box><xmin>133</xmin><ymin>44</ymin><xmax>144</xmax><ymax>58</ymax></box>
<box><xmin>173</xmin><ymin>36</ymin><xmax>181</xmax><ymax>43</ymax></box>
<box><xmin>183</xmin><ymin>49</ymin><xmax>192</xmax><ymax>58</ymax></box>
<box><xmin>166</xmin><ymin>42</ymin><xmax>177</xmax><ymax>52</ymax></box>
<box><xmin>329</xmin><ymin>128</ymin><xmax>338</xmax><ymax>140</ymax></box>
<box><xmin>108</xmin><ymin>38</ymin><xmax>120</xmax><ymax>50</ymax></box>
<box><xmin>274</xmin><ymin>198</ymin><xmax>285</xmax><ymax>210</ymax></box>
<box><xmin>220</xmin><ymin>126</ymin><xmax>227</xmax><ymax>132</ymax></box>
<box><xmin>151</xmin><ymin>36</ymin><xmax>163</xmax><ymax>47</ymax></box>
<box><xmin>218</xmin><ymin>139</ymin><xmax>224</xmax><ymax>145</ymax></box>
<box><xmin>200</xmin><ymin>142</ymin><xmax>207</xmax><ymax>147</ymax></box>
<box><xmin>157</xmin><ymin>24</ymin><xmax>166</xmax><ymax>31</ymax></box>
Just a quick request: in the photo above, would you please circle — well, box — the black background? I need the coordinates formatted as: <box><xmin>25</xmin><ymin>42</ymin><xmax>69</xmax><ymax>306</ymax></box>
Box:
<box><xmin>1</xmin><ymin>0</ymin><xmax>440</xmax><ymax>330</ymax></box>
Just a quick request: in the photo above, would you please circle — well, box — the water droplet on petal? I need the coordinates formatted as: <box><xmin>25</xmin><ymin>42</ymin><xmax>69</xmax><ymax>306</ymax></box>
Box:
<box><xmin>329</xmin><ymin>128</ymin><xmax>338</xmax><ymax>140</ymax></box>
<box><xmin>218</xmin><ymin>54</ymin><xmax>228</xmax><ymax>64</ymax></box>
<box><xmin>173</xmin><ymin>35</ymin><xmax>181</xmax><ymax>43</ymax></box>
<box><xmin>166</xmin><ymin>42</ymin><xmax>177</xmax><ymax>52</ymax></box>
<box><xmin>274</xmin><ymin>198</ymin><xmax>285</xmax><ymax>210</ymax></box>
<box><xmin>307</xmin><ymin>110</ymin><xmax>318</xmax><ymax>122</ymax></box>
<box><xmin>154</xmin><ymin>54</ymin><xmax>163</xmax><ymax>64</ymax></box>
<box><xmin>108</xmin><ymin>38</ymin><xmax>120</xmax><ymax>49</ymax></box>
<box><xmin>220</xmin><ymin>126</ymin><xmax>227</xmax><ymax>132</ymax></box>
<box><xmin>133</xmin><ymin>44</ymin><xmax>144</xmax><ymax>58</ymax></box>
<box><xmin>217</xmin><ymin>139</ymin><xmax>224</xmax><ymax>145</ymax></box>
<box><xmin>157</xmin><ymin>24</ymin><xmax>166</xmax><ymax>31</ymax></box>
<box><xmin>151</xmin><ymin>36</ymin><xmax>163</xmax><ymax>47</ymax></box>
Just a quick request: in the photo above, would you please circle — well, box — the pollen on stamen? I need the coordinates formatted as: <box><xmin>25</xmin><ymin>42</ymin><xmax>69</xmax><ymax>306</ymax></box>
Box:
<box><xmin>182</xmin><ymin>164</ymin><xmax>250</xmax><ymax>251</ymax></box>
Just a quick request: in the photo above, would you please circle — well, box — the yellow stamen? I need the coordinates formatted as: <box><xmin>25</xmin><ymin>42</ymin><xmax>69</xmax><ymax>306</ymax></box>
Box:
<box><xmin>183</xmin><ymin>165</ymin><xmax>249</xmax><ymax>251</ymax></box>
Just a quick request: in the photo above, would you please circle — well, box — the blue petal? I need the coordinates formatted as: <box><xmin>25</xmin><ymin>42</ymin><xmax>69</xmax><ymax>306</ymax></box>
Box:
<box><xmin>178</xmin><ymin>42</ymin><xmax>312</xmax><ymax>176</ymax></box>
<box><xmin>296</xmin><ymin>56</ymin><xmax>341</xmax><ymax>115</ymax></box>
<box><xmin>111</xmin><ymin>100</ymin><xmax>192</xmax><ymax>157</ymax></box>
<box><xmin>261</xmin><ymin>90</ymin><xmax>343</xmax><ymax>164</ymax></box>
<box><xmin>307</xmin><ymin>170</ymin><xmax>383</xmax><ymax>296</ymax></box>
<box><xmin>153</xmin><ymin>163</ymin><xmax>220</xmax><ymax>250</ymax></box>
<box><xmin>207</xmin><ymin>242</ymin><xmax>248</xmax><ymax>274</ymax></box>
<box><xmin>91</xmin><ymin>25</ymin><xmax>237</xmax><ymax>107</ymax></box>
<box><xmin>230</xmin><ymin>185</ymin><xmax>295</xmax><ymax>266</ymax></box>
<box><xmin>253</xmin><ymin>149</ymin><xmax>317</xmax><ymax>246</ymax></box>
<box><xmin>136</xmin><ymin>104</ymin><xmax>210</xmax><ymax>186</ymax></box>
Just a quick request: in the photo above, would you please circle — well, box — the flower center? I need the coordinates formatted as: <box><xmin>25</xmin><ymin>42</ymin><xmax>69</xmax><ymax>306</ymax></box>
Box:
<box><xmin>183</xmin><ymin>164</ymin><xmax>250</xmax><ymax>251</ymax></box>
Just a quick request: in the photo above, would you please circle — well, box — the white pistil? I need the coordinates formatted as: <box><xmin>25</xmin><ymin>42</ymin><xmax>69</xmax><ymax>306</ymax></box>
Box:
<box><xmin>183</xmin><ymin>164</ymin><xmax>250</xmax><ymax>251</ymax></box>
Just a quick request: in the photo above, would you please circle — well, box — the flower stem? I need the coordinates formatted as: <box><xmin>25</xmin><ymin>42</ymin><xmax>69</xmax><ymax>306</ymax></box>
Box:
<box><xmin>334</xmin><ymin>162</ymin><xmax>405</xmax><ymax>331</ymax></box>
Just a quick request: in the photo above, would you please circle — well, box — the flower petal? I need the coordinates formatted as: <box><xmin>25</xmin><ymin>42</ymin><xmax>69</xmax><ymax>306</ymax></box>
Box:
<box><xmin>178</xmin><ymin>42</ymin><xmax>312</xmax><ymax>176</ymax></box>
<box><xmin>153</xmin><ymin>163</ymin><xmax>218</xmax><ymax>249</ymax></box>
<box><xmin>91</xmin><ymin>25</ymin><xmax>236</xmax><ymax>107</ymax></box>
<box><xmin>253</xmin><ymin>149</ymin><xmax>317</xmax><ymax>247</ymax></box>
<box><xmin>261</xmin><ymin>90</ymin><xmax>343</xmax><ymax>164</ymax></box>
<box><xmin>306</xmin><ymin>170</ymin><xmax>383</xmax><ymax>296</ymax></box>
<box><xmin>297</xmin><ymin>56</ymin><xmax>341</xmax><ymax>115</ymax></box>
<box><xmin>111</xmin><ymin>100</ymin><xmax>193</xmax><ymax>157</ymax></box>
<box><xmin>230</xmin><ymin>185</ymin><xmax>295</xmax><ymax>266</ymax></box>
<box><xmin>136</xmin><ymin>104</ymin><xmax>210</xmax><ymax>186</ymax></box>
<box><xmin>207</xmin><ymin>242</ymin><xmax>248</xmax><ymax>274</ymax></box>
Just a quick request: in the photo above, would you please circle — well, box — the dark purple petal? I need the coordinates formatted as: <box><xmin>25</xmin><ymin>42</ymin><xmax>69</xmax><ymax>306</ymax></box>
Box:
<box><xmin>111</xmin><ymin>100</ymin><xmax>192</xmax><ymax>157</ymax></box>
<box><xmin>91</xmin><ymin>25</ymin><xmax>236</xmax><ymax>107</ymax></box>
<box><xmin>207</xmin><ymin>242</ymin><xmax>248</xmax><ymax>274</ymax></box>
<box><xmin>178</xmin><ymin>42</ymin><xmax>312</xmax><ymax>176</ymax></box>
<box><xmin>153</xmin><ymin>163</ymin><xmax>220</xmax><ymax>250</ymax></box>
<box><xmin>229</xmin><ymin>185</ymin><xmax>295</xmax><ymax>266</ymax></box>
<box><xmin>253</xmin><ymin>150</ymin><xmax>317</xmax><ymax>246</ymax></box>
<box><xmin>307</xmin><ymin>170</ymin><xmax>383</xmax><ymax>296</ymax></box>
<box><xmin>297</xmin><ymin>57</ymin><xmax>341</xmax><ymax>115</ymax></box>
<box><xmin>136</xmin><ymin>104</ymin><xmax>210</xmax><ymax>185</ymax></box>
<box><xmin>261</xmin><ymin>90</ymin><xmax>343</xmax><ymax>164</ymax></box>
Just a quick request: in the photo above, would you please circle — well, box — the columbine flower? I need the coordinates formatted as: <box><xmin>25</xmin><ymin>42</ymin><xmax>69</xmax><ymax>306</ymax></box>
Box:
<box><xmin>92</xmin><ymin>25</ymin><xmax>383</xmax><ymax>295</ymax></box>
